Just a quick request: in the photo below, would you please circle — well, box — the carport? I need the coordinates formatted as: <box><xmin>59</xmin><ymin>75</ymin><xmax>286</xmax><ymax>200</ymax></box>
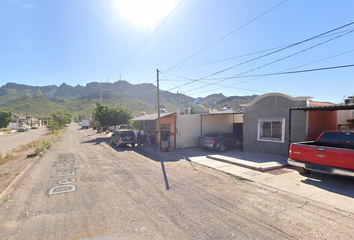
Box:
<box><xmin>288</xmin><ymin>104</ymin><xmax>354</xmax><ymax>145</ymax></box>
<box><xmin>199</xmin><ymin>112</ymin><xmax>244</xmax><ymax>137</ymax></box>
<box><xmin>130</xmin><ymin>112</ymin><xmax>176</xmax><ymax>149</ymax></box>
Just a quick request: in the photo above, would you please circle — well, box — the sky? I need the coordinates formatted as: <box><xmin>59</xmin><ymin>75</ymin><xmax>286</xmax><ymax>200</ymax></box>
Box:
<box><xmin>1</xmin><ymin>0</ymin><xmax>354</xmax><ymax>103</ymax></box>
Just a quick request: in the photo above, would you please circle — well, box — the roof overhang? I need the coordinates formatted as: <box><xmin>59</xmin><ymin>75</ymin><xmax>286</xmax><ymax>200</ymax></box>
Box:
<box><xmin>130</xmin><ymin>112</ymin><xmax>176</xmax><ymax>121</ymax></box>
<box><xmin>199</xmin><ymin>112</ymin><xmax>243</xmax><ymax>116</ymax></box>
<box><xmin>289</xmin><ymin>104</ymin><xmax>354</xmax><ymax>111</ymax></box>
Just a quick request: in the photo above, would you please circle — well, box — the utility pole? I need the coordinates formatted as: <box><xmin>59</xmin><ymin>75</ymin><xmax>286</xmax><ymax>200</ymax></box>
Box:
<box><xmin>157</xmin><ymin>69</ymin><xmax>161</xmax><ymax>152</ymax></box>
<box><xmin>99</xmin><ymin>85</ymin><xmax>102</xmax><ymax>104</ymax></box>
<box><xmin>51</xmin><ymin>98</ymin><xmax>53</xmax><ymax>134</ymax></box>
<box><xmin>177</xmin><ymin>91</ymin><xmax>179</xmax><ymax>108</ymax></box>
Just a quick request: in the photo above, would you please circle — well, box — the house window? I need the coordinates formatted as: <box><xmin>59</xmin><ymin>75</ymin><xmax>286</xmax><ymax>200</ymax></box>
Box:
<box><xmin>258</xmin><ymin>118</ymin><xmax>285</xmax><ymax>143</ymax></box>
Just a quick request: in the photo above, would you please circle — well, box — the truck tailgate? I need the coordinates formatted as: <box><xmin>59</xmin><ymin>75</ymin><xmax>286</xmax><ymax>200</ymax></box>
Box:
<box><xmin>290</xmin><ymin>143</ymin><xmax>354</xmax><ymax>171</ymax></box>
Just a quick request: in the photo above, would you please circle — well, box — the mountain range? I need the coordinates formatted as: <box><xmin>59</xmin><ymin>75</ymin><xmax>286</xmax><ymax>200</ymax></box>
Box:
<box><xmin>0</xmin><ymin>81</ymin><xmax>257</xmax><ymax>119</ymax></box>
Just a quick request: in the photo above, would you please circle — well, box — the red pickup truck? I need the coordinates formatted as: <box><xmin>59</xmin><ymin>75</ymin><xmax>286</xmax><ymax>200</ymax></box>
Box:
<box><xmin>288</xmin><ymin>130</ymin><xmax>354</xmax><ymax>176</ymax></box>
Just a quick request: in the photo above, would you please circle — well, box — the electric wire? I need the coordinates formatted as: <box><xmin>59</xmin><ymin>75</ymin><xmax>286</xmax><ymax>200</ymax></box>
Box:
<box><xmin>109</xmin><ymin>0</ymin><xmax>185</xmax><ymax>80</ymax></box>
<box><xmin>163</xmin><ymin>0</ymin><xmax>289</xmax><ymax>72</ymax></box>
<box><xmin>181</xmin><ymin>49</ymin><xmax>354</xmax><ymax>96</ymax></box>
<box><xmin>161</xmin><ymin>48</ymin><xmax>354</xmax><ymax>82</ymax></box>
<box><xmin>226</xmin><ymin>64</ymin><xmax>354</xmax><ymax>79</ymax></box>
<box><xmin>165</xmin><ymin>21</ymin><xmax>354</xmax><ymax>92</ymax></box>
<box><xmin>169</xmin><ymin>28</ymin><xmax>354</xmax><ymax>71</ymax></box>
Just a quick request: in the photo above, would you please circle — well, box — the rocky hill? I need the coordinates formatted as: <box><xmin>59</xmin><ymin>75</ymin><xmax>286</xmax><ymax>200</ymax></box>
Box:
<box><xmin>0</xmin><ymin>81</ymin><xmax>257</xmax><ymax>118</ymax></box>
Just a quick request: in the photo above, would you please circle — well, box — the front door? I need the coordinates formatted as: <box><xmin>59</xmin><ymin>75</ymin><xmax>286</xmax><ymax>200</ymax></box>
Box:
<box><xmin>160</xmin><ymin>124</ymin><xmax>171</xmax><ymax>147</ymax></box>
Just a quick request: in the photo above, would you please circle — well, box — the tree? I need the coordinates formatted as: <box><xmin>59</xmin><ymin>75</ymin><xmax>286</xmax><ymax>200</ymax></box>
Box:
<box><xmin>131</xmin><ymin>120</ymin><xmax>140</xmax><ymax>130</ymax></box>
<box><xmin>93</xmin><ymin>101</ymin><xmax>133</xmax><ymax>131</ymax></box>
<box><xmin>93</xmin><ymin>101</ymin><xmax>110</xmax><ymax>128</ymax></box>
<box><xmin>0</xmin><ymin>110</ymin><xmax>12</xmax><ymax>129</ymax></box>
<box><xmin>53</xmin><ymin>110</ymin><xmax>72</xmax><ymax>127</ymax></box>
<box><xmin>110</xmin><ymin>105</ymin><xmax>133</xmax><ymax>131</ymax></box>
<box><xmin>47</xmin><ymin>110</ymin><xmax>72</xmax><ymax>131</ymax></box>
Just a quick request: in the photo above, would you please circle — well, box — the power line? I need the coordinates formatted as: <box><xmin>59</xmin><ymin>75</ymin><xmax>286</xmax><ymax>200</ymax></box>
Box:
<box><xmin>172</xmin><ymin>49</ymin><xmax>354</xmax><ymax>97</ymax></box>
<box><xmin>231</xmin><ymin>48</ymin><xmax>354</xmax><ymax>86</ymax></box>
<box><xmin>109</xmin><ymin>0</ymin><xmax>185</xmax><ymax>80</ymax></box>
<box><xmin>227</xmin><ymin>64</ymin><xmax>354</xmax><ymax>79</ymax></box>
<box><xmin>163</xmin><ymin>0</ymin><xmax>289</xmax><ymax>72</ymax></box>
<box><xmin>168</xmin><ymin>28</ymin><xmax>354</xmax><ymax>71</ymax></box>
<box><xmin>165</xmin><ymin>20</ymin><xmax>354</xmax><ymax>92</ymax></box>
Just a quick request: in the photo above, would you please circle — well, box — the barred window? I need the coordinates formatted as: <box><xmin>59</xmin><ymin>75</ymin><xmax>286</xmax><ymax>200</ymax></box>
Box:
<box><xmin>258</xmin><ymin>118</ymin><xmax>285</xmax><ymax>142</ymax></box>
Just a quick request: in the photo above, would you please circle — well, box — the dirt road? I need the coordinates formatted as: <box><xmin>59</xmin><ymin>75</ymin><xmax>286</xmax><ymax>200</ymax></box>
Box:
<box><xmin>1</xmin><ymin>123</ymin><xmax>353</xmax><ymax>240</ymax></box>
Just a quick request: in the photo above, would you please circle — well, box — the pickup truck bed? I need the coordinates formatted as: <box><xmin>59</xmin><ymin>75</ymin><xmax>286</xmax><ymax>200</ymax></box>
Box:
<box><xmin>288</xmin><ymin>130</ymin><xmax>354</xmax><ymax>176</ymax></box>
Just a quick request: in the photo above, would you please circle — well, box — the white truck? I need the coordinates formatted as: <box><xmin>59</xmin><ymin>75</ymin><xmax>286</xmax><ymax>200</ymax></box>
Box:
<box><xmin>81</xmin><ymin>120</ymin><xmax>90</xmax><ymax>129</ymax></box>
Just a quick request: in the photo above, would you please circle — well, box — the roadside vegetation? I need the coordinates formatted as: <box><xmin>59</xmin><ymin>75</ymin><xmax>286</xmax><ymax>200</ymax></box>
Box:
<box><xmin>93</xmin><ymin>101</ymin><xmax>133</xmax><ymax>131</ymax></box>
<box><xmin>0</xmin><ymin>110</ymin><xmax>12</xmax><ymax>130</ymax></box>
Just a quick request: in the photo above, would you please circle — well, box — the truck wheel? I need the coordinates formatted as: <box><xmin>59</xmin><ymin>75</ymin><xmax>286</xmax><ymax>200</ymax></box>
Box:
<box><xmin>296</xmin><ymin>167</ymin><xmax>311</xmax><ymax>174</ymax></box>
<box><xmin>218</xmin><ymin>144</ymin><xmax>226</xmax><ymax>152</ymax></box>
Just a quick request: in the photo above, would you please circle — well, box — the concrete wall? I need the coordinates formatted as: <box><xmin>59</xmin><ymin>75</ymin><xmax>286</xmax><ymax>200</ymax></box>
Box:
<box><xmin>178</xmin><ymin>113</ymin><xmax>237</xmax><ymax>149</ymax></box>
<box><xmin>178</xmin><ymin>114</ymin><xmax>201</xmax><ymax>148</ymax></box>
<box><xmin>337</xmin><ymin>110</ymin><xmax>354</xmax><ymax>129</ymax></box>
<box><xmin>157</xmin><ymin>116</ymin><xmax>176</xmax><ymax>148</ymax></box>
<box><xmin>233</xmin><ymin>113</ymin><xmax>244</xmax><ymax>123</ymax></box>
<box><xmin>201</xmin><ymin>114</ymin><xmax>234</xmax><ymax>136</ymax></box>
<box><xmin>8</xmin><ymin>122</ymin><xmax>17</xmax><ymax>130</ymax></box>
<box><xmin>243</xmin><ymin>94</ymin><xmax>308</xmax><ymax>157</ymax></box>
<box><xmin>308</xmin><ymin>111</ymin><xmax>337</xmax><ymax>140</ymax></box>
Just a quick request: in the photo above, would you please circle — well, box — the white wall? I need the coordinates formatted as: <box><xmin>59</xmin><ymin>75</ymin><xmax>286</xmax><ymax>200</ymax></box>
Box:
<box><xmin>8</xmin><ymin>122</ymin><xmax>17</xmax><ymax>130</ymax></box>
<box><xmin>178</xmin><ymin>113</ymin><xmax>236</xmax><ymax>149</ymax></box>
<box><xmin>178</xmin><ymin>114</ymin><xmax>201</xmax><ymax>149</ymax></box>
<box><xmin>233</xmin><ymin>113</ymin><xmax>244</xmax><ymax>123</ymax></box>
<box><xmin>337</xmin><ymin>110</ymin><xmax>354</xmax><ymax>125</ymax></box>
<box><xmin>201</xmin><ymin>114</ymin><xmax>233</xmax><ymax>134</ymax></box>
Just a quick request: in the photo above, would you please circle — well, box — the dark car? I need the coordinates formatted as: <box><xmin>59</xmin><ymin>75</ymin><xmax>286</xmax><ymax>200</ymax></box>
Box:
<box><xmin>110</xmin><ymin>130</ymin><xmax>137</xmax><ymax>147</ymax></box>
<box><xmin>197</xmin><ymin>132</ymin><xmax>243</xmax><ymax>152</ymax></box>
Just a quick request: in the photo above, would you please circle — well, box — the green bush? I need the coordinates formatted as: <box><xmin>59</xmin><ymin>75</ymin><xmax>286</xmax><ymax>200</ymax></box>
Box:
<box><xmin>35</xmin><ymin>140</ymin><xmax>53</xmax><ymax>154</ymax></box>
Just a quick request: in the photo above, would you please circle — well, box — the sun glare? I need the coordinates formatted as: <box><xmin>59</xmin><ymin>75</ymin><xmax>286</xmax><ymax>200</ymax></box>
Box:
<box><xmin>114</xmin><ymin>0</ymin><xmax>179</xmax><ymax>28</ymax></box>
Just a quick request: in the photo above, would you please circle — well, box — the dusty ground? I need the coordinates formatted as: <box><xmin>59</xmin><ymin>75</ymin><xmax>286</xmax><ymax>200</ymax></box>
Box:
<box><xmin>0</xmin><ymin>133</ymin><xmax>53</xmax><ymax>195</ymax></box>
<box><xmin>1</xmin><ymin>123</ymin><xmax>354</xmax><ymax>240</ymax></box>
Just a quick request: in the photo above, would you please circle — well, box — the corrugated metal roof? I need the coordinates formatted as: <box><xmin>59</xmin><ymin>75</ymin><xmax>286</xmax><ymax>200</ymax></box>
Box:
<box><xmin>289</xmin><ymin>104</ymin><xmax>354</xmax><ymax>111</ymax></box>
<box><xmin>130</xmin><ymin>112</ymin><xmax>176</xmax><ymax>121</ymax></box>
<box><xmin>200</xmin><ymin>112</ymin><xmax>243</xmax><ymax>116</ymax></box>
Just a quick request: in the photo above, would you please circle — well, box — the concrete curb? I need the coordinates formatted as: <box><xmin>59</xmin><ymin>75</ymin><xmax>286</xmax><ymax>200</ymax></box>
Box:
<box><xmin>0</xmin><ymin>155</ymin><xmax>40</xmax><ymax>201</ymax></box>
<box><xmin>206</xmin><ymin>155</ymin><xmax>287</xmax><ymax>172</ymax></box>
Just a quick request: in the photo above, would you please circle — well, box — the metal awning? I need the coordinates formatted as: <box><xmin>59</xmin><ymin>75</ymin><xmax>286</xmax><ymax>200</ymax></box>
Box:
<box><xmin>288</xmin><ymin>104</ymin><xmax>354</xmax><ymax>146</ymax></box>
<box><xmin>289</xmin><ymin>104</ymin><xmax>354</xmax><ymax>111</ymax></box>
<box><xmin>130</xmin><ymin>112</ymin><xmax>176</xmax><ymax>121</ymax></box>
<box><xmin>199</xmin><ymin>112</ymin><xmax>243</xmax><ymax>116</ymax></box>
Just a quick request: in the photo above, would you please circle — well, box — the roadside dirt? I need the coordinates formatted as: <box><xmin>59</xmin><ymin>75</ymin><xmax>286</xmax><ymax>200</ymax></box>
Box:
<box><xmin>1</xmin><ymin>124</ymin><xmax>354</xmax><ymax>240</ymax></box>
<box><xmin>0</xmin><ymin>133</ymin><xmax>53</xmax><ymax>195</ymax></box>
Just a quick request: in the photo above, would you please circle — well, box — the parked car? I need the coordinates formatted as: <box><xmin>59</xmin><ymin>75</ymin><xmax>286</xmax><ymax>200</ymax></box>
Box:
<box><xmin>17</xmin><ymin>125</ymin><xmax>29</xmax><ymax>132</ymax></box>
<box><xmin>198</xmin><ymin>132</ymin><xmax>243</xmax><ymax>152</ymax></box>
<box><xmin>31</xmin><ymin>124</ymin><xmax>39</xmax><ymax>129</ymax></box>
<box><xmin>110</xmin><ymin>130</ymin><xmax>137</xmax><ymax>147</ymax></box>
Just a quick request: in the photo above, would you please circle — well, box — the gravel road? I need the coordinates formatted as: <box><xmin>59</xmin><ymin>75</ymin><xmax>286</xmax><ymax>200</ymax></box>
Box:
<box><xmin>1</xmin><ymin>122</ymin><xmax>353</xmax><ymax>240</ymax></box>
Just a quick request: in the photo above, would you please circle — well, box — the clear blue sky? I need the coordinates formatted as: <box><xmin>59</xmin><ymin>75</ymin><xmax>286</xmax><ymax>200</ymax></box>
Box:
<box><xmin>1</xmin><ymin>0</ymin><xmax>353</xmax><ymax>103</ymax></box>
